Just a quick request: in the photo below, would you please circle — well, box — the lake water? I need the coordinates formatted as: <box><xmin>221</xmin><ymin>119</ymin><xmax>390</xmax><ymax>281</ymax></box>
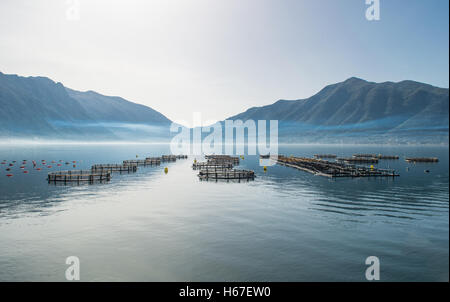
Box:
<box><xmin>0</xmin><ymin>144</ymin><xmax>448</xmax><ymax>281</ymax></box>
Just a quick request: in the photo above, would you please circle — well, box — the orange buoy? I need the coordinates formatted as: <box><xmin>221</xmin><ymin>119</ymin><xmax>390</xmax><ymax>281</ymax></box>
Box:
<box><xmin>47</xmin><ymin>165</ymin><xmax>52</xmax><ymax>168</ymax></box>
<box><xmin>23</xmin><ymin>171</ymin><xmax>28</xmax><ymax>174</ymax></box>
<box><xmin>36</xmin><ymin>168</ymin><xmax>41</xmax><ymax>171</ymax></box>
<box><xmin>6</xmin><ymin>174</ymin><xmax>13</xmax><ymax>177</ymax></box>
<box><xmin>20</xmin><ymin>166</ymin><xmax>25</xmax><ymax>169</ymax></box>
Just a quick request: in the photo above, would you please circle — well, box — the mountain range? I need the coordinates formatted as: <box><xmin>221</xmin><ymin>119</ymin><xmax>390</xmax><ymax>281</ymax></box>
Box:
<box><xmin>228</xmin><ymin>77</ymin><xmax>449</xmax><ymax>143</ymax></box>
<box><xmin>0</xmin><ymin>72</ymin><xmax>448</xmax><ymax>143</ymax></box>
<box><xmin>0</xmin><ymin>72</ymin><xmax>171</xmax><ymax>141</ymax></box>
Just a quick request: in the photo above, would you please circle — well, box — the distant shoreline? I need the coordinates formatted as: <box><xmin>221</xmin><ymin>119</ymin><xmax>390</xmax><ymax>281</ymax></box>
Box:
<box><xmin>0</xmin><ymin>139</ymin><xmax>448</xmax><ymax>147</ymax></box>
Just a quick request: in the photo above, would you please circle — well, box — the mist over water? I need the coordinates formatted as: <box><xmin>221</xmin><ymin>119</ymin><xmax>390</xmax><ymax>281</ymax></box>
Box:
<box><xmin>0</xmin><ymin>144</ymin><xmax>448</xmax><ymax>281</ymax></box>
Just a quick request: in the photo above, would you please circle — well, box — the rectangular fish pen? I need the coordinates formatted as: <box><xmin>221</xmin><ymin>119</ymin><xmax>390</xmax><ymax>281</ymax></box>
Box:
<box><xmin>91</xmin><ymin>164</ymin><xmax>137</xmax><ymax>173</ymax></box>
<box><xmin>405</xmin><ymin>157</ymin><xmax>439</xmax><ymax>163</ymax></box>
<box><xmin>376</xmin><ymin>155</ymin><xmax>399</xmax><ymax>160</ymax></box>
<box><xmin>192</xmin><ymin>162</ymin><xmax>234</xmax><ymax>170</ymax></box>
<box><xmin>337</xmin><ymin>157</ymin><xmax>379</xmax><ymax>164</ymax></box>
<box><xmin>353</xmin><ymin>154</ymin><xmax>399</xmax><ymax>160</ymax></box>
<box><xmin>123</xmin><ymin>159</ymin><xmax>161</xmax><ymax>166</ymax></box>
<box><xmin>48</xmin><ymin>170</ymin><xmax>111</xmax><ymax>183</ymax></box>
<box><xmin>352</xmin><ymin>154</ymin><xmax>378</xmax><ymax>158</ymax></box>
<box><xmin>314</xmin><ymin>154</ymin><xmax>337</xmax><ymax>159</ymax></box>
<box><xmin>161</xmin><ymin>155</ymin><xmax>177</xmax><ymax>162</ymax></box>
<box><xmin>198</xmin><ymin>169</ymin><xmax>255</xmax><ymax>181</ymax></box>
<box><xmin>277</xmin><ymin>156</ymin><xmax>398</xmax><ymax>178</ymax></box>
<box><xmin>205</xmin><ymin>155</ymin><xmax>240</xmax><ymax>165</ymax></box>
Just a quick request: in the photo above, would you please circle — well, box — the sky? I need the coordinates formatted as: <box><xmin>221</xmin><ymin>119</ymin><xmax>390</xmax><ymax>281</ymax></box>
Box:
<box><xmin>0</xmin><ymin>0</ymin><xmax>448</xmax><ymax>126</ymax></box>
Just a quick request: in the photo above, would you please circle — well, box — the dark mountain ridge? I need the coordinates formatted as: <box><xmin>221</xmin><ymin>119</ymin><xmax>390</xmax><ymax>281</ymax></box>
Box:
<box><xmin>0</xmin><ymin>72</ymin><xmax>171</xmax><ymax>140</ymax></box>
<box><xmin>226</xmin><ymin>77</ymin><xmax>448</xmax><ymax>143</ymax></box>
<box><xmin>0</xmin><ymin>72</ymin><xmax>448</xmax><ymax>143</ymax></box>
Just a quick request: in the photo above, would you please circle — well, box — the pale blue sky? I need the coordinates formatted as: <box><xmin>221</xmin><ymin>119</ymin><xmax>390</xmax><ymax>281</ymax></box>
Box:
<box><xmin>0</xmin><ymin>0</ymin><xmax>448</xmax><ymax>124</ymax></box>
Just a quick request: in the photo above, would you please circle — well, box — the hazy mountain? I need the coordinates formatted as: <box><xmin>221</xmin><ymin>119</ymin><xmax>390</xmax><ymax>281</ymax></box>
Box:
<box><xmin>1</xmin><ymin>72</ymin><xmax>448</xmax><ymax>144</ymax></box>
<box><xmin>0</xmin><ymin>72</ymin><xmax>172</xmax><ymax>141</ymax></box>
<box><xmin>227</xmin><ymin>77</ymin><xmax>449</xmax><ymax>144</ymax></box>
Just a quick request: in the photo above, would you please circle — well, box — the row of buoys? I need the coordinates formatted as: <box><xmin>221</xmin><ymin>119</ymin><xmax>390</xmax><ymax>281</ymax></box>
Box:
<box><xmin>4</xmin><ymin>159</ymin><xmax>79</xmax><ymax>177</ymax></box>
<box><xmin>3</xmin><ymin>157</ymin><xmax>174</xmax><ymax>178</ymax></box>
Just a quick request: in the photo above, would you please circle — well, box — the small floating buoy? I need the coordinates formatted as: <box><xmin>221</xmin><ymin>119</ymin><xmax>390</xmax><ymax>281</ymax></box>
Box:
<box><xmin>164</xmin><ymin>167</ymin><xmax>168</xmax><ymax>174</ymax></box>
<box><xmin>57</xmin><ymin>164</ymin><xmax>62</xmax><ymax>166</ymax></box>
<box><xmin>194</xmin><ymin>159</ymin><xmax>197</xmax><ymax>164</ymax></box>
<box><xmin>136</xmin><ymin>155</ymin><xmax>138</xmax><ymax>158</ymax></box>
<box><xmin>9</xmin><ymin>163</ymin><xmax>13</xmax><ymax>166</ymax></box>
<box><xmin>241</xmin><ymin>155</ymin><xmax>244</xmax><ymax>160</ymax></box>
<box><xmin>73</xmin><ymin>165</ymin><xmax>76</xmax><ymax>168</ymax></box>
<box><xmin>370</xmin><ymin>165</ymin><xmax>374</xmax><ymax>170</ymax></box>
<box><xmin>20</xmin><ymin>166</ymin><xmax>25</xmax><ymax>169</ymax></box>
<box><xmin>6</xmin><ymin>174</ymin><xmax>13</xmax><ymax>177</ymax></box>
<box><xmin>23</xmin><ymin>171</ymin><xmax>28</xmax><ymax>174</ymax></box>
<box><xmin>72</xmin><ymin>161</ymin><xmax>76</xmax><ymax>163</ymax></box>
<box><xmin>47</xmin><ymin>165</ymin><xmax>52</xmax><ymax>168</ymax></box>
<box><xmin>263</xmin><ymin>166</ymin><xmax>267</xmax><ymax>172</ymax></box>
<box><xmin>424</xmin><ymin>170</ymin><xmax>430</xmax><ymax>173</ymax></box>
<box><xmin>36</xmin><ymin>168</ymin><xmax>41</xmax><ymax>171</ymax></box>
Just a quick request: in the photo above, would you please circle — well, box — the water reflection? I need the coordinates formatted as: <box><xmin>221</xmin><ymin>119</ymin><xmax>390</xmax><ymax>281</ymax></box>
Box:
<box><xmin>0</xmin><ymin>144</ymin><xmax>448</xmax><ymax>281</ymax></box>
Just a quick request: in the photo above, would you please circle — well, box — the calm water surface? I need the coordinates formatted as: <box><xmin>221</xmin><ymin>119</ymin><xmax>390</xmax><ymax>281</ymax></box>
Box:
<box><xmin>0</xmin><ymin>144</ymin><xmax>448</xmax><ymax>281</ymax></box>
